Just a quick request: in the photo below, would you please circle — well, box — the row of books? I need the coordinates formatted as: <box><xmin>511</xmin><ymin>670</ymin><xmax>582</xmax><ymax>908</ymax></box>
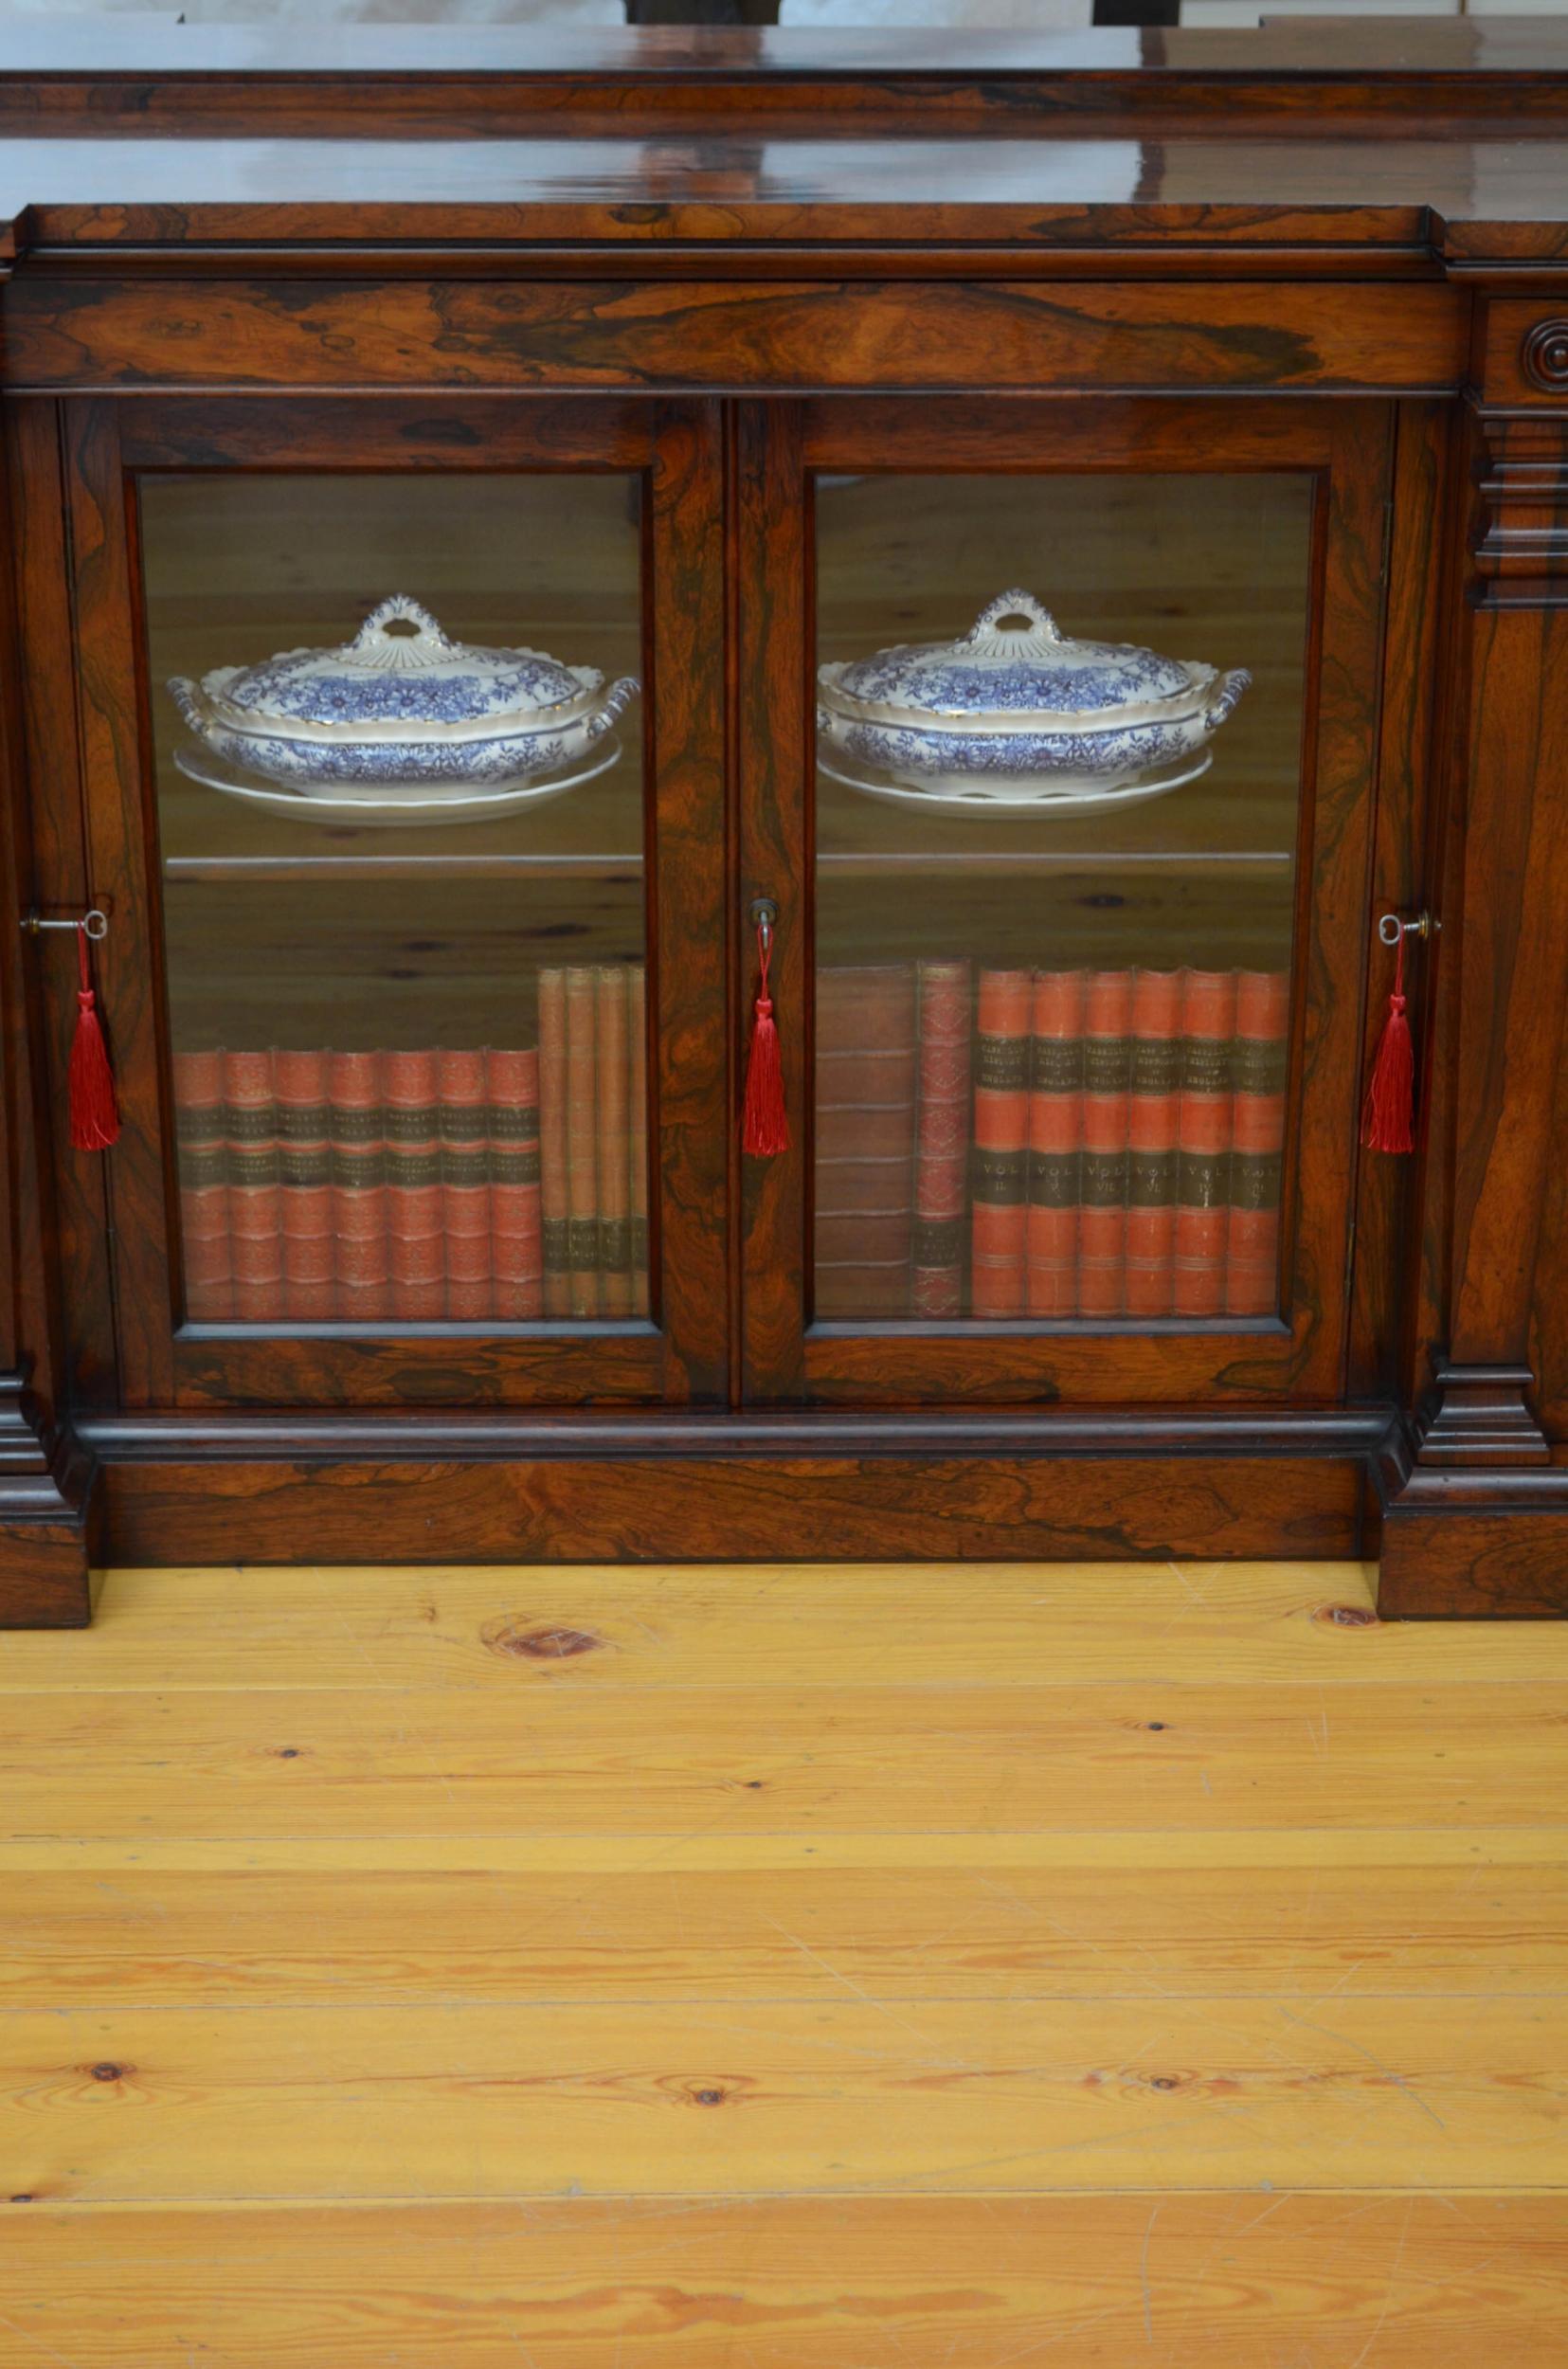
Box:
<box><xmin>173</xmin><ymin>964</ymin><xmax>648</xmax><ymax>1325</ymax></box>
<box><xmin>817</xmin><ymin>960</ymin><xmax>1289</xmax><ymax>1322</ymax></box>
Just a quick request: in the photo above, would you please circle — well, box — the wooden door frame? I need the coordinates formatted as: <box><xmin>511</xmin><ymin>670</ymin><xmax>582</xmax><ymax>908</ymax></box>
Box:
<box><xmin>54</xmin><ymin>391</ymin><xmax>730</xmax><ymax>1409</ymax></box>
<box><xmin>738</xmin><ymin>391</ymin><xmax>1397</xmax><ymax>1406</ymax></box>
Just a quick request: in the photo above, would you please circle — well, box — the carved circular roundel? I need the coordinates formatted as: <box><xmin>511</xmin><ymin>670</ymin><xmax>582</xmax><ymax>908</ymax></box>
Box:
<box><xmin>1522</xmin><ymin>317</ymin><xmax>1568</xmax><ymax>394</ymax></box>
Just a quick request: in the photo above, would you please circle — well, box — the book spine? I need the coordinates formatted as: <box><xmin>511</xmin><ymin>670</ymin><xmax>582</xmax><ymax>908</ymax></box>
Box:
<box><xmin>384</xmin><ymin>1049</ymin><xmax>444</xmax><ymax>1323</ymax></box>
<box><xmin>330</xmin><ymin>1050</ymin><xmax>388</xmax><ymax>1325</ymax></box>
<box><xmin>565</xmin><ymin>966</ymin><xmax>601</xmax><ymax>1319</ymax></box>
<box><xmin>970</xmin><ymin>967</ymin><xmax>1032</xmax><ymax>1318</ymax></box>
<box><xmin>1026</xmin><ymin>968</ymin><xmax>1084</xmax><ymax>1319</ymax></box>
<box><xmin>536</xmin><ymin>968</ymin><xmax>570</xmax><ymax>1319</ymax></box>
<box><xmin>223</xmin><ymin>1049</ymin><xmax>282</xmax><ymax>1325</ymax></box>
<box><xmin>1174</xmin><ymin>968</ymin><xmax>1238</xmax><ymax>1318</ymax></box>
<box><xmin>628</xmin><ymin>963</ymin><xmax>650</xmax><ymax>1318</ymax></box>
<box><xmin>596</xmin><ymin>966</ymin><xmax>633</xmax><ymax>1319</ymax></box>
<box><xmin>1125</xmin><ymin>968</ymin><xmax>1183</xmax><ymax>1318</ymax></box>
<box><xmin>815</xmin><ymin>965</ymin><xmax>918</xmax><ymax>1317</ymax></box>
<box><xmin>1078</xmin><ymin>968</ymin><xmax>1133</xmax><ymax>1318</ymax></box>
<box><xmin>274</xmin><ymin>1048</ymin><xmax>334</xmax><ymax>1323</ymax></box>
<box><xmin>488</xmin><ymin>1047</ymin><xmax>542</xmax><ymax>1322</ymax></box>
<box><xmin>1225</xmin><ymin>968</ymin><xmax>1290</xmax><ymax>1316</ymax></box>
<box><xmin>439</xmin><ymin>1048</ymin><xmax>492</xmax><ymax>1321</ymax></box>
<box><xmin>172</xmin><ymin>1049</ymin><xmax>232</xmax><ymax>1323</ymax></box>
<box><xmin>911</xmin><ymin>957</ymin><xmax>972</xmax><ymax>1318</ymax></box>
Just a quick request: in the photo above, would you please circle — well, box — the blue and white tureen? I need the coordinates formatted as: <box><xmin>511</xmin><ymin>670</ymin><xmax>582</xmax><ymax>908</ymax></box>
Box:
<box><xmin>817</xmin><ymin>590</ymin><xmax>1250</xmax><ymax>805</ymax></box>
<box><xmin>169</xmin><ymin>596</ymin><xmax>639</xmax><ymax>798</ymax></box>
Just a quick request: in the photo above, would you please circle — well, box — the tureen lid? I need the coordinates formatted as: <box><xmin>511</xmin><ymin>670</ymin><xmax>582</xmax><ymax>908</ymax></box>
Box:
<box><xmin>206</xmin><ymin>597</ymin><xmax>601</xmax><ymax>733</ymax></box>
<box><xmin>821</xmin><ymin>590</ymin><xmax>1203</xmax><ymax>723</ymax></box>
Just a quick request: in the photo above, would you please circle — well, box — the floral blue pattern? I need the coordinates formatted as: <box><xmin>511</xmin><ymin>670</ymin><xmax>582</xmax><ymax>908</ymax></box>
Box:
<box><xmin>823</xmin><ymin>711</ymin><xmax>1215</xmax><ymax>785</ymax></box>
<box><xmin>222</xmin><ymin>651</ymin><xmax>584</xmax><ymax>728</ymax></box>
<box><xmin>176</xmin><ymin>703</ymin><xmax>628</xmax><ymax>789</ymax></box>
<box><xmin>169</xmin><ymin>597</ymin><xmax>640</xmax><ymax>789</ymax></box>
<box><xmin>825</xmin><ymin>590</ymin><xmax>1200</xmax><ymax>721</ymax></box>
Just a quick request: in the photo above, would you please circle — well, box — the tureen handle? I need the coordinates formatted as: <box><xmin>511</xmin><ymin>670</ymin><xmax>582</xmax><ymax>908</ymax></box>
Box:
<box><xmin>1202</xmin><ymin>667</ymin><xmax>1253</xmax><ymax>731</ymax></box>
<box><xmin>348</xmin><ymin>596</ymin><xmax>455</xmax><ymax>657</ymax></box>
<box><xmin>966</xmin><ymin>591</ymin><xmax>1062</xmax><ymax>646</ymax></box>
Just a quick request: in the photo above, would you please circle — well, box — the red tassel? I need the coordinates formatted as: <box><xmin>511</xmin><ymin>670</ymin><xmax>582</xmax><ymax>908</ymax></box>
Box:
<box><xmin>68</xmin><ymin>922</ymin><xmax>119</xmax><ymax>1152</ymax></box>
<box><xmin>742</xmin><ymin>918</ymin><xmax>789</xmax><ymax>1156</ymax></box>
<box><xmin>1361</xmin><ymin>929</ymin><xmax>1415</xmax><ymax>1155</ymax></box>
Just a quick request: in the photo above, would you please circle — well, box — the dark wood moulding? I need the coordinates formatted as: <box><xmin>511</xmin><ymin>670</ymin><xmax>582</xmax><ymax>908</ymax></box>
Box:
<box><xmin>5</xmin><ymin>20</ymin><xmax>1568</xmax><ymax>139</ymax></box>
<box><xmin>2</xmin><ymin>25</ymin><xmax>1567</xmax><ymax>1620</ymax></box>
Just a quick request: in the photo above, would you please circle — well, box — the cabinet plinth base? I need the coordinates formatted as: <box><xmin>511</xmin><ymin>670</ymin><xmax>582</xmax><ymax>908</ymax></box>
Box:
<box><xmin>1374</xmin><ymin>1449</ymin><xmax>1568</xmax><ymax>1618</ymax></box>
<box><xmin>0</xmin><ymin>1514</ymin><xmax>93</xmax><ymax>1627</ymax></box>
<box><xmin>0</xmin><ymin>1383</ymin><xmax>96</xmax><ymax>1627</ymax></box>
<box><xmin>81</xmin><ymin>1408</ymin><xmax>1389</xmax><ymax>1570</ymax></box>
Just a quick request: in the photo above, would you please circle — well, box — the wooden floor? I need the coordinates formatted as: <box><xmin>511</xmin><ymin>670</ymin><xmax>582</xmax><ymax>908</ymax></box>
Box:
<box><xmin>3</xmin><ymin>1560</ymin><xmax>1568</xmax><ymax>2364</ymax></box>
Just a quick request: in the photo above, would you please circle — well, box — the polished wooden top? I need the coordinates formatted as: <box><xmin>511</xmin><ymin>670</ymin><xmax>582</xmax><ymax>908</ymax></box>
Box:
<box><xmin>2</xmin><ymin>136</ymin><xmax>1566</xmax><ymax>264</ymax></box>
<box><xmin>3</xmin><ymin>16</ymin><xmax>1568</xmax><ymax>76</ymax></box>
<box><xmin>2</xmin><ymin>20</ymin><xmax>1567</xmax><ymax>263</ymax></box>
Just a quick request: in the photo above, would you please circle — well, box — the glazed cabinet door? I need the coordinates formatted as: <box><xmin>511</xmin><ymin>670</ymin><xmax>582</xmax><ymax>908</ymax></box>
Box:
<box><xmin>739</xmin><ymin>396</ymin><xmax>1395</xmax><ymax>1405</ymax></box>
<box><xmin>42</xmin><ymin>396</ymin><xmax>726</xmax><ymax>1408</ymax></box>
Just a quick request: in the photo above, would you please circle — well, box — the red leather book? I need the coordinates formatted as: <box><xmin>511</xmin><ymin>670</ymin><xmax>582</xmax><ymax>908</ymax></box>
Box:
<box><xmin>1078</xmin><ymin>968</ymin><xmax>1133</xmax><ymax>1318</ymax></box>
<box><xmin>1125</xmin><ymin>968</ymin><xmax>1183</xmax><ymax>1318</ymax></box>
<box><xmin>597</xmin><ymin>966</ymin><xmax>633</xmax><ymax>1319</ymax></box>
<box><xmin>911</xmin><ymin>957</ymin><xmax>971</xmax><ymax>1317</ymax></box>
<box><xmin>1226</xmin><ymin>968</ymin><xmax>1290</xmax><ymax>1316</ymax></box>
<box><xmin>565</xmin><ymin>967</ymin><xmax>601</xmax><ymax>1319</ymax></box>
<box><xmin>222</xmin><ymin>1049</ymin><xmax>282</xmax><ymax>1325</ymax></box>
<box><xmin>628</xmin><ymin>963</ymin><xmax>650</xmax><ymax>1318</ymax></box>
<box><xmin>439</xmin><ymin>1048</ymin><xmax>491</xmax><ymax>1321</ymax></box>
<box><xmin>536</xmin><ymin>968</ymin><xmax>569</xmax><ymax>1318</ymax></box>
<box><xmin>330</xmin><ymin>1050</ymin><xmax>389</xmax><ymax>1326</ymax></box>
<box><xmin>816</xmin><ymin>964</ymin><xmax>917</xmax><ymax>1318</ymax></box>
<box><xmin>383</xmin><ymin>1049</ymin><xmax>444</xmax><ymax>1323</ymax></box>
<box><xmin>274</xmin><ymin>1048</ymin><xmax>334</xmax><ymax>1323</ymax></box>
<box><xmin>487</xmin><ymin>1047</ymin><xmax>542</xmax><ymax>1322</ymax></box>
<box><xmin>1174</xmin><ymin>968</ymin><xmax>1237</xmax><ymax>1317</ymax></box>
<box><xmin>172</xmin><ymin>1048</ymin><xmax>232</xmax><ymax>1323</ymax></box>
<box><xmin>1025</xmin><ymin>968</ymin><xmax>1084</xmax><ymax>1319</ymax></box>
<box><xmin>970</xmin><ymin>967</ymin><xmax>1032</xmax><ymax>1318</ymax></box>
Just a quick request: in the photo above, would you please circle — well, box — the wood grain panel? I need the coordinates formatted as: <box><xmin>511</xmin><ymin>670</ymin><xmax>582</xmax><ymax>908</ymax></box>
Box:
<box><xmin>1379</xmin><ymin>1501</ymin><xmax>1568</xmax><ymax>1619</ymax></box>
<box><xmin>0</xmin><ymin>1520</ymin><xmax>91</xmax><ymax>1628</ymax></box>
<box><xmin>12</xmin><ymin>1559</ymin><xmax>1535</xmax><ymax>1694</ymax></box>
<box><xmin>5</xmin><ymin>398</ymin><xmax>118</xmax><ymax>1412</ymax></box>
<box><xmin>1447</xmin><ymin>445</ymin><xmax>1568</xmax><ymax>1376</ymax></box>
<box><xmin>6</xmin><ymin>1555</ymin><xmax>1568</xmax><ymax>2352</ymax></box>
<box><xmin>1347</xmin><ymin>400</ymin><xmax>1455</xmax><ymax>1402</ymax></box>
<box><xmin>97</xmin><ymin>1450</ymin><xmax>1365</xmax><ymax>1566</ymax></box>
<box><xmin>65</xmin><ymin>400</ymin><xmax>178</xmax><ymax>1404</ymax></box>
<box><xmin>6</xmin><ymin>1831</ymin><xmax>1564</xmax><ymax>2007</ymax></box>
<box><xmin>5</xmin><ymin>1676</ymin><xmax>1568</xmax><ymax>1839</ymax></box>
<box><xmin>647</xmin><ymin>401</ymin><xmax>728</xmax><ymax>1402</ymax></box>
<box><xmin>736</xmin><ymin>401</ymin><xmax>806</xmax><ymax>1402</ymax></box>
<box><xmin>6</xmin><ymin>1992</ymin><xmax>1568</xmax><ymax>2200</ymax></box>
<box><xmin>9</xmin><ymin>2193</ymin><xmax>1568</xmax><ymax>2368</ymax></box>
<box><xmin>3</xmin><ymin>280</ymin><xmax>1467</xmax><ymax>397</ymax></box>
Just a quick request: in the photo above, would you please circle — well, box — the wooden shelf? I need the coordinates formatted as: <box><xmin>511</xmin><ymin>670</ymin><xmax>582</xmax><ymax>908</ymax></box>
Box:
<box><xmin>166</xmin><ymin>847</ymin><xmax>1287</xmax><ymax>884</ymax></box>
<box><xmin>817</xmin><ymin>848</ymin><xmax>1292</xmax><ymax>873</ymax></box>
<box><xmin>164</xmin><ymin>853</ymin><xmax>644</xmax><ymax>882</ymax></box>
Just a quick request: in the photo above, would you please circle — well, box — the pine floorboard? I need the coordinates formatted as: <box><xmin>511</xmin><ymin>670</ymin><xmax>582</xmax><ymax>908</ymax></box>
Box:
<box><xmin>3</xmin><ymin>1558</ymin><xmax>1567</xmax><ymax>2364</ymax></box>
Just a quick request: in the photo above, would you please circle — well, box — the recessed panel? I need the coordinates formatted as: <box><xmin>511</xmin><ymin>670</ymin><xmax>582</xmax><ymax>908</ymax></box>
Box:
<box><xmin>813</xmin><ymin>469</ymin><xmax>1312</xmax><ymax>1327</ymax></box>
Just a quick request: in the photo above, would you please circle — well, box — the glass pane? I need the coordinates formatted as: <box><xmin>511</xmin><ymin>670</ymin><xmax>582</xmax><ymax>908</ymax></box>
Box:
<box><xmin>814</xmin><ymin>470</ymin><xmax>1309</xmax><ymax>1326</ymax></box>
<box><xmin>141</xmin><ymin>471</ymin><xmax>646</xmax><ymax>1329</ymax></box>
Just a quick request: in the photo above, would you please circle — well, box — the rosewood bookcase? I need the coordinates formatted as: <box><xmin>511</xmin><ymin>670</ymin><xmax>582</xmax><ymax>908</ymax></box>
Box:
<box><xmin>2</xmin><ymin>19</ymin><xmax>1566</xmax><ymax>1622</ymax></box>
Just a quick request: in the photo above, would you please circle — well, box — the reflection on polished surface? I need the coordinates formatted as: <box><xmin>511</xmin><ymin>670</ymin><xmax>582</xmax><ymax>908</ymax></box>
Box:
<box><xmin>813</xmin><ymin>470</ymin><xmax>1307</xmax><ymax>1329</ymax></box>
<box><xmin>143</xmin><ymin>471</ymin><xmax>649</xmax><ymax>1329</ymax></box>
